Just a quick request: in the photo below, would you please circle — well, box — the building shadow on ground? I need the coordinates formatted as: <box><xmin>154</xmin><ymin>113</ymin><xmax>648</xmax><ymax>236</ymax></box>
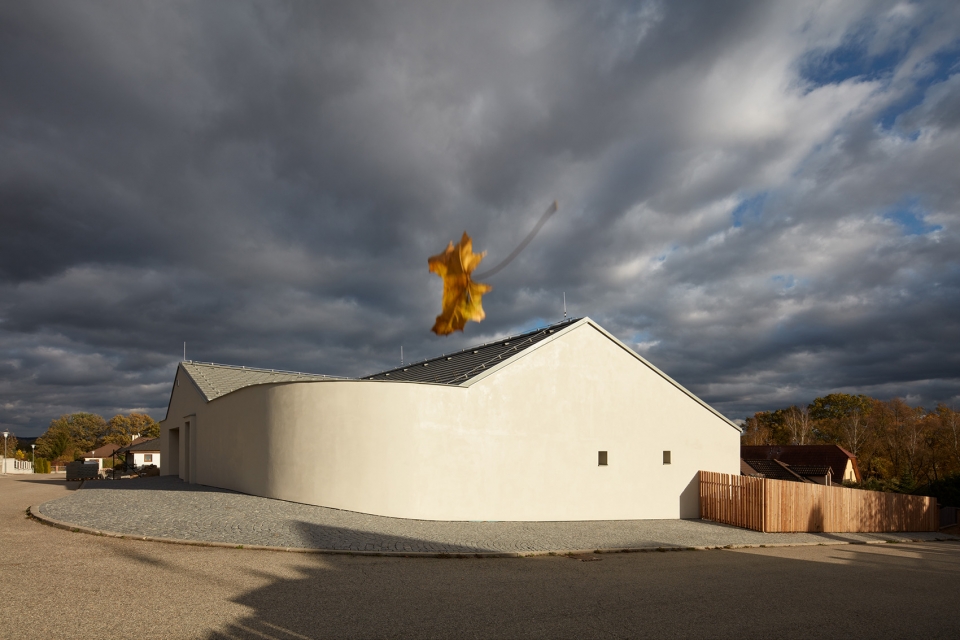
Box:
<box><xmin>199</xmin><ymin>519</ymin><xmax>960</xmax><ymax>639</ymax></box>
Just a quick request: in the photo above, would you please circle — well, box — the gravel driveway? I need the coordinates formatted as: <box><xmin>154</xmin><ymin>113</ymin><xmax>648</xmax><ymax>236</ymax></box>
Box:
<box><xmin>37</xmin><ymin>475</ymin><xmax>957</xmax><ymax>553</ymax></box>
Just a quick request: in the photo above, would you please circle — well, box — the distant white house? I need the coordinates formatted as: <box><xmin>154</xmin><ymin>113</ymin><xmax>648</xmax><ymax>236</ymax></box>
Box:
<box><xmin>119</xmin><ymin>437</ymin><xmax>160</xmax><ymax>469</ymax></box>
<box><xmin>159</xmin><ymin>317</ymin><xmax>740</xmax><ymax>521</ymax></box>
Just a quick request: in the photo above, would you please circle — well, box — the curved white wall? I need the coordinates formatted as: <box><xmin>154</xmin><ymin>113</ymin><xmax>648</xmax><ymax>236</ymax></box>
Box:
<box><xmin>168</xmin><ymin>323</ymin><xmax>739</xmax><ymax>521</ymax></box>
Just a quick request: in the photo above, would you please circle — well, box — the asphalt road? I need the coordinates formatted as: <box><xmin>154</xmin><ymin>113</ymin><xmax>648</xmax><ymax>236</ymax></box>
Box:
<box><xmin>3</xmin><ymin>475</ymin><xmax>959</xmax><ymax>639</ymax></box>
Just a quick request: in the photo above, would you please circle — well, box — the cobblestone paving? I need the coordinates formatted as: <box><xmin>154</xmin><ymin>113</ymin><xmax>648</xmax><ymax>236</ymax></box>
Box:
<box><xmin>38</xmin><ymin>476</ymin><xmax>958</xmax><ymax>553</ymax></box>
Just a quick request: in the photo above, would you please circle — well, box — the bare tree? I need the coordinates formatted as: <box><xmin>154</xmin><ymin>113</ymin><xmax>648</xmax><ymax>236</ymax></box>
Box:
<box><xmin>783</xmin><ymin>405</ymin><xmax>812</xmax><ymax>445</ymax></box>
<box><xmin>842</xmin><ymin>403</ymin><xmax>870</xmax><ymax>458</ymax></box>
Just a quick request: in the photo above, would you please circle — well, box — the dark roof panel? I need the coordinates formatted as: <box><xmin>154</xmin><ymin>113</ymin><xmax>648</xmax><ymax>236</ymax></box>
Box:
<box><xmin>119</xmin><ymin>437</ymin><xmax>160</xmax><ymax>453</ymax></box>
<box><xmin>741</xmin><ymin>459</ymin><xmax>809</xmax><ymax>482</ymax></box>
<box><xmin>363</xmin><ymin>318</ymin><xmax>582</xmax><ymax>385</ymax></box>
<box><xmin>741</xmin><ymin>445</ymin><xmax>860</xmax><ymax>482</ymax></box>
<box><xmin>789</xmin><ymin>465</ymin><xmax>832</xmax><ymax>477</ymax></box>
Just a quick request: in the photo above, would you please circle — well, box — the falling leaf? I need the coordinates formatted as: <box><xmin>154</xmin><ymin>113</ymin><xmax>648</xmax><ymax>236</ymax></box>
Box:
<box><xmin>428</xmin><ymin>232</ymin><xmax>492</xmax><ymax>335</ymax></box>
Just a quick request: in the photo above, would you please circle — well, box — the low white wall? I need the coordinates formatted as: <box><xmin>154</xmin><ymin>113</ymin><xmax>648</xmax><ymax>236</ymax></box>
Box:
<box><xmin>180</xmin><ymin>322</ymin><xmax>739</xmax><ymax>521</ymax></box>
<box><xmin>1</xmin><ymin>458</ymin><xmax>34</xmax><ymax>474</ymax></box>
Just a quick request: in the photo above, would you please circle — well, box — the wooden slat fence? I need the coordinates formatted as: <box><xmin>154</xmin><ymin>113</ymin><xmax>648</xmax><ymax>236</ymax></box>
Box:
<box><xmin>700</xmin><ymin>471</ymin><xmax>938</xmax><ymax>533</ymax></box>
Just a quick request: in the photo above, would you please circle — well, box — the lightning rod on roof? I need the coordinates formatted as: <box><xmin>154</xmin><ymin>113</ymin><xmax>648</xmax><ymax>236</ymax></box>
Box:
<box><xmin>401</xmin><ymin>346</ymin><xmax>403</xmax><ymax>367</ymax></box>
<box><xmin>563</xmin><ymin>292</ymin><xmax>567</xmax><ymax>319</ymax></box>
<box><xmin>183</xmin><ymin>342</ymin><xmax>186</xmax><ymax>362</ymax></box>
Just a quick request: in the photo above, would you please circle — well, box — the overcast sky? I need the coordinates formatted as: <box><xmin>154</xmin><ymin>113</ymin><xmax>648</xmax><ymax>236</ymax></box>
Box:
<box><xmin>2</xmin><ymin>1</ymin><xmax>959</xmax><ymax>436</ymax></box>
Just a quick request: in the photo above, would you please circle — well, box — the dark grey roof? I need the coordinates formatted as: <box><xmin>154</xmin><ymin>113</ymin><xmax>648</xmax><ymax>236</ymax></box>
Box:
<box><xmin>790</xmin><ymin>465</ymin><xmax>832</xmax><ymax>477</ymax></box>
<box><xmin>181</xmin><ymin>362</ymin><xmax>341</xmax><ymax>401</ymax></box>
<box><xmin>119</xmin><ymin>438</ymin><xmax>160</xmax><ymax>453</ymax></box>
<box><xmin>742</xmin><ymin>459</ymin><xmax>809</xmax><ymax>483</ymax></box>
<box><xmin>363</xmin><ymin>317</ymin><xmax>582</xmax><ymax>385</ymax></box>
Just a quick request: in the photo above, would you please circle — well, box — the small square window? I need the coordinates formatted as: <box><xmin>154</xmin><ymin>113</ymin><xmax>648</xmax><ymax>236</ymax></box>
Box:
<box><xmin>598</xmin><ymin>451</ymin><xmax>608</xmax><ymax>466</ymax></box>
<box><xmin>663</xmin><ymin>451</ymin><xmax>671</xmax><ymax>465</ymax></box>
<box><xmin>144</xmin><ymin>454</ymin><xmax>153</xmax><ymax>463</ymax></box>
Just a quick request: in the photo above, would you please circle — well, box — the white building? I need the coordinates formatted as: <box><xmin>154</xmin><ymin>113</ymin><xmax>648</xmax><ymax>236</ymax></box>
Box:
<box><xmin>120</xmin><ymin>437</ymin><xmax>160</xmax><ymax>469</ymax></box>
<box><xmin>159</xmin><ymin>317</ymin><xmax>740</xmax><ymax>521</ymax></box>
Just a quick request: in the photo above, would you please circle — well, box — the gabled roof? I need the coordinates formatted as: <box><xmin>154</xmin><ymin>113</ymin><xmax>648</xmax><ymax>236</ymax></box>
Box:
<box><xmin>741</xmin><ymin>458</ymin><xmax>763</xmax><ymax>477</ymax></box>
<box><xmin>118</xmin><ymin>437</ymin><xmax>160</xmax><ymax>453</ymax></box>
<box><xmin>789</xmin><ymin>464</ymin><xmax>832</xmax><ymax>477</ymax></box>
<box><xmin>741</xmin><ymin>445</ymin><xmax>861</xmax><ymax>482</ymax></box>
<box><xmin>180</xmin><ymin>362</ymin><xmax>340</xmax><ymax>402</ymax></box>
<box><xmin>742</xmin><ymin>459</ymin><xmax>811</xmax><ymax>482</ymax></box>
<box><xmin>86</xmin><ymin>443</ymin><xmax>121</xmax><ymax>458</ymax></box>
<box><xmin>167</xmin><ymin>317</ymin><xmax>739</xmax><ymax>433</ymax></box>
<box><xmin>366</xmin><ymin>316</ymin><xmax>740</xmax><ymax>432</ymax></box>
<box><xmin>363</xmin><ymin>317</ymin><xmax>581</xmax><ymax>385</ymax></box>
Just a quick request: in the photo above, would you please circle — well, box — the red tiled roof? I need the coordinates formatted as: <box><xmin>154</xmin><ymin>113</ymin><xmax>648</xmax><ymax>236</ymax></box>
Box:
<box><xmin>740</xmin><ymin>445</ymin><xmax>861</xmax><ymax>482</ymax></box>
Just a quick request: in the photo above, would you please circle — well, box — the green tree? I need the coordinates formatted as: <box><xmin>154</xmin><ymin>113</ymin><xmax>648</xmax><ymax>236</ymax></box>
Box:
<box><xmin>36</xmin><ymin>425</ymin><xmax>72</xmax><ymax>462</ymax></box>
<box><xmin>35</xmin><ymin>413</ymin><xmax>108</xmax><ymax>461</ymax></box>
<box><xmin>740</xmin><ymin>410</ymin><xmax>790</xmax><ymax>445</ymax></box>
<box><xmin>809</xmin><ymin>393</ymin><xmax>872</xmax><ymax>456</ymax></box>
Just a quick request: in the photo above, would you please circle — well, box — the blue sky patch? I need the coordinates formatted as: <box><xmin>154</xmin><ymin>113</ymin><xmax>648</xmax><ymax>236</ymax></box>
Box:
<box><xmin>885</xmin><ymin>198</ymin><xmax>942</xmax><ymax>235</ymax></box>
<box><xmin>732</xmin><ymin>192</ymin><xmax>767</xmax><ymax>228</ymax></box>
<box><xmin>879</xmin><ymin>41</ymin><xmax>960</xmax><ymax>130</ymax></box>
<box><xmin>799</xmin><ymin>32</ymin><xmax>910</xmax><ymax>88</ymax></box>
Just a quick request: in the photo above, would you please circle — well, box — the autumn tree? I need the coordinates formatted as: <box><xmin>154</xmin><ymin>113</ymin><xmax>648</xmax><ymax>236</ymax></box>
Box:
<box><xmin>740</xmin><ymin>411</ymin><xmax>789</xmax><ymax>445</ymax></box>
<box><xmin>809</xmin><ymin>393</ymin><xmax>872</xmax><ymax>457</ymax></box>
<box><xmin>105</xmin><ymin>413</ymin><xmax>158</xmax><ymax>445</ymax></box>
<box><xmin>35</xmin><ymin>413</ymin><xmax>108</xmax><ymax>462</ymax></box>
<box><xmin>935</xmin><ymin>404</ymin><xmax>960</xmax><ymax>475</ymax></box>
<box><xmin>1</xmin><ymin>433</ymin><xmax>17</xmax><ymax>459</ymax></box>
<box><xmin>743</xmin><ymin>394</ymin><xmax>960</xmax><ymax>493</ymax></box>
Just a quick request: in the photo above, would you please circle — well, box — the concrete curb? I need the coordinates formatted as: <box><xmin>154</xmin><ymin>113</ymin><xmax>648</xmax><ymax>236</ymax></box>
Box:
<box><xmin>28</xmin><ymin>505</ymin><xmax>959</xmax><ymax>558</ymax></box>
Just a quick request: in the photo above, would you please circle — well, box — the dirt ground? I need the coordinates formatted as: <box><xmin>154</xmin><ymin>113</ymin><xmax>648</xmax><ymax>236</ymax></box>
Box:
<box><xmin>3</xmin><ymin>474</ymin><xmax>960</xmax><ymax>639</ymax></box>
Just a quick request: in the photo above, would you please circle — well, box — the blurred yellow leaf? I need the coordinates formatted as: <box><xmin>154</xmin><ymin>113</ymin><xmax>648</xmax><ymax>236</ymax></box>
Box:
<box><xmin>428</xmin><ymin>232</ymin><xmax>492</xmax><ymax>335</ymax></box>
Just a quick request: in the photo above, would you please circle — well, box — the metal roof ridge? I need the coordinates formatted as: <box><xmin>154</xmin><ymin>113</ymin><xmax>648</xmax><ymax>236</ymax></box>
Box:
<box><xmin>365</xmin><ymin>317</ymin><xmax>582</xmax><ymax>379</ymax></box>
<box><xmin>183</xmin><ymin>362</ymin><xmax>222</xmax><ymax>399</ymax></box>
<box><xmin>182</xmin><ymin>360</ymin><xmax>345</xmax><ymax>379</ymax></box>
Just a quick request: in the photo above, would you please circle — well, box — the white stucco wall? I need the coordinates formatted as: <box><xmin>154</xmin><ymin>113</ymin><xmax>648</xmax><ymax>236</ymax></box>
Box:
<box><xmin>159</xmin><ymin>370</ymin><xmax>205</xmax><ymax>480</ymax></box>
<box><xmin>130</xmin><ymin>452</ymin><xmax>160</xmax><ymax>467</ymax></box>
<box><xmin>160</xmin><ymin>320</ymin><xmax>739</xmax><ymax>521</ymax></box>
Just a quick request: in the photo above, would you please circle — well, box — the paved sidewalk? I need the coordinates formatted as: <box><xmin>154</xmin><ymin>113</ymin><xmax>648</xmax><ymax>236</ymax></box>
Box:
<box><xmin>36</xmin><ymin>476</ymin><xmax>958</xmax><ymax>554</ymax></box>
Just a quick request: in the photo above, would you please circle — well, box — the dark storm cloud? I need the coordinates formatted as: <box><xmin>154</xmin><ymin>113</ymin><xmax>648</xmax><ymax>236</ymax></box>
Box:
<box><xmin>2</xmin><ymin>0</ymin><xmax>959</xmax><ymax>435</ymax></box>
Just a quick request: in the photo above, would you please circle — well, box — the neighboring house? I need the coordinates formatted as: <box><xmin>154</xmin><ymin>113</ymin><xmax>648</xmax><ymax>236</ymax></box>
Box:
<box><xmin>118</xmin><ymin>437</ymin><xmax>160</xmax><ymax>469</ymax></box>
<box><xmin>84</xmin><ymin>443</ymin><xmax>121</xmax><ymax>470</ymax></box>
<box><xmin>741</xmin><ymin>458</ymin><xmax>834</xmax><ymax>485</ymax></box>
<box><xmin>158</xmin><ymin>317</ymin><xmax>741</xmax><ymax>521</ymax></box>
<box><xmin>741</xmin><ymin>445</ymin><xmax>861</xmax><ymax>484</ymax></box>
